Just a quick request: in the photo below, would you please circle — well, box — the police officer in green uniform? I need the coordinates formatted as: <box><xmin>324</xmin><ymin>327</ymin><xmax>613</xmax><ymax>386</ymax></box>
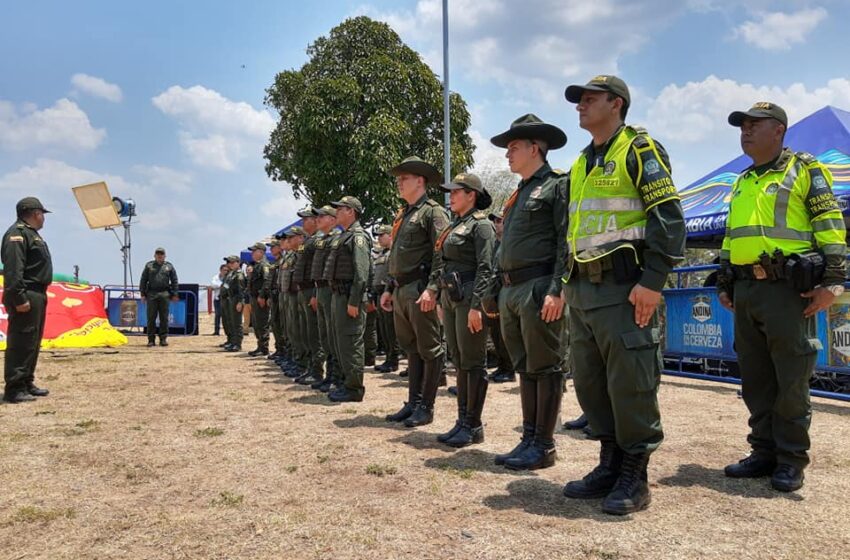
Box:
<box><xmin>485</xmin><ymin>210</ymin><xmax>515</xmax><ymax>383</ymax></box>
<box><xmin>2</xmin><ymin>197</ymin><xmax>53</xmax><ymax>403</ymax></box>
<box><xmin>219</xmin><ymin>257</ymin><xmax>232</xmax><ymax>348</ymax></box>
<box><xmin>364</xmin><ymin>244</ymin><xmax>381</xmax><ymax>367</ymax></box>
<box><xmin>223</xmin><ymin>255</ymin><xmax>246</xmax><ymax>352</ymax></box>
<box><xmin>327</xmin><ymin>196</ymin><xmax>371</xmax><ymax>402</ymax></box>
<box><xmin>139</xmin><ymin>247</ymin><xmax>179</xmax><ymax>347</ymax></box>
<box><xmin>373</xmin><ymin>225</ymin><xmax>401</xmax><ymax>373</ymax></box>
<box><xmin>486</xmin><ymin>115</ymin><xmax>568</xmax><ymax>473</ymax></box>
<box><xmin>267</xmin><ymin>237</ymin><xmax>285</xmax><ymax>360</ymax></box>
<box><xmin>281</xmin><ymin>227</ymin><xmax>307</xmax><ymax>377</ymax></box>
<box><xmin>561</xmin><ymin>76</ymin><xmax>685</xmax><ymax>515</ymax></box>
<box><xmin>717</xmin><ymin>102</ymin><xmax>847</xmax><ymax>492</ymax></box>
<box><xmin>247</xmin><ymin>242</ymin><xmax>272</xmax><ymax>356</ymax></box>
<box><xmin>381</xmin><ymin>156</ymin><xmax>450</xmax><ymax>426</ymax></box>
<box><xmin>310</xmin><ymin>206</ymin><xmax>340</xmax><ymax>391</ymax></box>
<box><xmin>434</xmin><ymin>173</ymin><xmax>495</xmax><ymax>447</ymax></box>
<box><xmin>275</xmin><ymin>232</ymin><xmax>295</xmax><ymax>370</ymax></box>
<box><xmin>293</xmin><ymin>208</ymin><xmax>326</xmax><ymax>385</ymax></box>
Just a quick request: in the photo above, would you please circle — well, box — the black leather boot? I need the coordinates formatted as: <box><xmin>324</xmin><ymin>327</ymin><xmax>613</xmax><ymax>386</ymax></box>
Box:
<box><xmin>563</xmin><ymin>439</ymin><xmax>623</xmax><ymax>498</ymax></box>
<box><xmin>445</xmin><ymin>367</ymin><xmax>488</xmax><ymax>448</ymax></box>
<box><xmin>601</xmin><ymin>452</ymin><xmax>651</xmax><ymax>515</ymax></box>
<box><xmin>724</xmin><ymin>453</ymin><xmax>776</xmax><ymax>478</ymax></box>
<box><xmin>404</xmin><ymin>356</ymin><xmax>441</xmax><ymax>427</ymax></box>
<box><xmin>495</xmin><ymin>373</ymin><xmax>537</xmax><ymax>465</ymax></box>
<box><xmin>387</xmin><ymin>354</ymin><xmax>423</xmax><ymax>422</ymax></box>
<box><xmin>771</xmin><ymin>464</ymin><xmax>804</xmax><ymax>492</ymax></box>
<box><xmin>438</xmin><ymin>369</ymin><xmax>467</xmax><ymax>443</ymax></box>
<box><xmin>505</xmin><ymin>373</ymin><xmax>561</xmax><ymax>471</ymax></box>
<box><xmin>27</xmin><ymin>383</ymin><xmax>49</xmax><ymax>397</ymax></box>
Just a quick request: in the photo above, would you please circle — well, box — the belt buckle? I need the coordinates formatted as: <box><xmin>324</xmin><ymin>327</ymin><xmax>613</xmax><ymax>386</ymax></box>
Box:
<box><xmin>752</xmin><ymin>264</ymin><xmax>767</xmax><ymax>280</ymax></box>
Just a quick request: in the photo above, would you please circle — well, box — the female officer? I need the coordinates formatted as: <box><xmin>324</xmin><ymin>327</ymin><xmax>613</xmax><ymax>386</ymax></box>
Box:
<box><xmin>435</xmin><ymin>173</ymin><xmax>495</xmax><ymax>447</ymax></box>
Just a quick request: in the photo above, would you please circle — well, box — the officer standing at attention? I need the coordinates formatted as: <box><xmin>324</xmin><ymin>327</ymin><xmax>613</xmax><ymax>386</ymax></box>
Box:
<box><xmin>247</xmin><ymin>242</ymin><xmax>271</xmax><ymax>356</ymax></box>
<box><xmin>281</xmin><ymin>228</ymin><xmax>307</xmax><ymax>377</ymax></box>
<box><xmin>327</xmin><ymin>196</ymin><xmax>371</xmax><ymax>402</ymax></box>
<box><xmin>2</xmin><ymin>197</ymin><xmax>53</xmax><ymax>403</ymax></box>
<box><xmin>267</xmin><ymin>237</ymin><xmax>285</xmax><ymax>360</ymax></box>
<box><xmin>373</xmin><ymin>225</ymin><xmax>401</xmax><ymax>373</ymax></box>
<box><xmin>222</xmin><ymin>255</ymin><xmax>246</xmax><ymax>352</ymax></box>
<box><xmin>381</xmin><ymin>156</ymin><xmax>450</xmax><ymax>427</ymax></box>
<box><xmin>434</xmin><ymin>173</ymin><xmax>495</xmax><ymax>448</ymax></box>
<box><xmin>717</xmin><ymin>102</ymin><xmax>846</xmax><ymax>492</ymax></box>
<box><xmin>139</xmin><ymin>247</ymin><xmax>179</xmax><ymax>347</ymax></box>
<box><xmin>293</xmin><ymin>208</ymin><xmax>325</xmax><ymax>386</ymax></box>
<box><xmin>487</xmin><ymin>115</ymin><xmax>568</xmax><ymax>471</ymax></box>
<box><xmin>485</xmin><ymin>210</ymin><xmax>515</xmax><ymax>384</ymax></box>
<box><xmin>219</xmin><ymin>258</ymin><xmax>232</xmax><ymax>347</ymax></box>
<box><xmin>310</xmin><ymin>205</ymin><xmax>340</xmax><ymax>391</ymax></box>
<box><xmin>561</xmin><ymin>76</ymin><xmax>685</xmax><ymax>515</ymax></box>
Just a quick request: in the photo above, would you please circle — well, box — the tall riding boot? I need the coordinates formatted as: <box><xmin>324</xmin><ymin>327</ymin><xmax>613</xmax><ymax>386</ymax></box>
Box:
<box><xmin>386</xmin><ymin>353</ymin><xmax>423</xmax><ymax>422</ymax></box>
<box><xmin>495</xmin><ymin>373</ymin><xmax>537</xmax><ymax>465</ymax></box>
<box><xmin>405</xmin><ymin>355</ymin><xmax>441</xmax><ymax>427</ymax></box>
<box><xmin>563</xmin><ymin>438</ymin><xmax>623</xmax><ymax>498</ymax></box>
<box><xmin>505</xmin><ymin>372</ymin><xmax>561</xmax><ymax>470</ymax></box>
<box><xmin>438</xmin><ymin>368</ymin><xmax>467</xmax><ymax>443</ymax></box>
<box><xmin>446</xmin><ymin>366</ymin><xmax>488</xmax><ymax>448</ymax></box>
<box><xmin>601</xmin><ymin>452</ymin><xmax>651</xmax><ymax>515</ymax></box>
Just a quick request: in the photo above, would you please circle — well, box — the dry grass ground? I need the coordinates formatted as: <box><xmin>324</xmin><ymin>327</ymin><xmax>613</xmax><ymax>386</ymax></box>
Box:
<box><xmin>1</xmin><ymin>315</ymin><xmax>849</xmax><ymax>560</ymax></box>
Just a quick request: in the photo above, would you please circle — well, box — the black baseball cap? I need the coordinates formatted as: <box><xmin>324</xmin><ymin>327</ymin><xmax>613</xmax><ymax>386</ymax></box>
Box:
<box><xmin>728</xmin><ymin>102</ymin><xmax>788</xmax><ymax>127</ymax></box>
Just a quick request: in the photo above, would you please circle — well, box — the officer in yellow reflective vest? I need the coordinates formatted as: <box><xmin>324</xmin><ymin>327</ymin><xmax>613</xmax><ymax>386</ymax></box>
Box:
<box><xmin>561</xmin><ymin>75</ymin><xmax>686</xmax><ymax>515</ymax></box>
<box><xmin>717</xmin><ymin>102</ymin><xmax>847</xmax><ymax>493</ymax></box>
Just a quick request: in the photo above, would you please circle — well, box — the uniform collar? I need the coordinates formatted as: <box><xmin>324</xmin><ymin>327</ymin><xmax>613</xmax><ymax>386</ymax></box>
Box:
<box><xmin>520</xmin><ymin>163</ymin><xmax>552</xmax><ymax>187</ymax></box>
<box><xmin>407</xmin><ymin>193</ymin><xmax>429</xmax><ymax>211</ymax></box>
<box><xmin>743</xmin><ymin>147</ymin><xmax>793</xmax><ymax>177</ymax></box>
<box><xmin>346</xmin><ymin>220</ymin><xmax>361</xmax><ymax>232</ymax></box>
<box><xmin>582</xmin><ymin>124</ymin><xmax>626</xmax><ymax>161</ymax></box>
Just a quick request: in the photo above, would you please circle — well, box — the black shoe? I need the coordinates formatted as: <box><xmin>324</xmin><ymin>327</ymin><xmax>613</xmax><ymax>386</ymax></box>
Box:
<box><xmin>218</xmin><ymin>342</ymin><xmax>229</xmax><ymax>348</ymax></box>
<box><xmin>404</xmin><ymin>403</ymin><xmax>434</xmax><ymax>427</ymax></box>
<box><xmin>310</xmin><ymin>377</ymin><xmax>328</xmax><ymax>390</ymax></box>
<box><xmin>159</xmin><ymin>340</ymin><xmax>169</xmax><ymax>347</ymax></box>
<box><xmin>447</xmin><ymin>386</ymin><xmax>458</xmax><ymax>396</ymax></box>
<box><xmin>495</xmin><ymin>423</ymin><xmax>534</xmax><ymax>466</ymax></box>
<box><xmin>147</xmin><ymin>341</ymin><xmax>156</xmax><ymax>347</ymax></box>
<box><xmin>3</xmin><ymin>391</ymin><xmax>36</xmax><ymax>403</ymax></box>
<box><xmin>294</xmin><ymin>371</ymin><xmax>314</xmax><ymax>384</ymax></box>
<box><xmin>297</xmin><ymin>372</ymin><xmax>322</xmax><ymax>386</ymax></box>
<box><xmin>504</xmin><ymin>442</ymin><xmax>557</xmax><ymax>471</ymax></box>
<box><xmin>445</xmin><ymin>424</ymin><xmax>484</xmax><ymax>448</ymax></box>
<box><xmin>328</xmin><ymin>388</ymin><xmax>364</xmax><ymax>402</ymax></box>
<box><xmin>267</xmin><ymin>352</ymin><xmax>281</xmax><ymax>360</ymax></box>
<box><xmin>724</xmin><ymin>454</ymin><xmax>776</xmax><ymax>478</ymax></box>
<box><xmin>386</xmin><ymin>401</ymin><xmax>416</xmax><ymax>422</ymax></box>
<box><xmin>365</xmin><ymin>356</ymin><xmax>375</xmax><ymax>367</ymax></box>
<box><xmin>376</xmin><ymin>361</ymin><xmax>399</xmax><ymax>373</ymax></box>
<box><xmin>437</xmin><ymin>420</ymin><xmax>463</xmax><ymax>443</ymax></box>
<box><xmin>771</xmin><ymin>464</ymin><xmax>804</xmax><ymax>492</ymax></box>
<box><xmin>490</xmin><ymin>370</ymin><xmax>516</xmax><ymax>383</ymax></box>
<box><xmin>398</xmin><ymin>368</ymin><xmax>408</xmax><ymax>378</ymax></box>
<box><xmin>563</xmin><ymin>413</ymin><xmax>588</xmax><ymax>430</ymax></box>
<box><xmin>564</xmin><ymin>441</ymin><xmax>623</xmax><ymax>499</ymax></box>
<box><xmin>318</xmin><ymin>379</ymin><xmax>334</xmax><ymax>393</ymax></box>
<box><xmin>226</xmin><ymin>345</ymin><xmax>241</xmax><ymax>352</ymax></box>
<box><xmin>249</xmin><ymin>348</ymin><xmax>268</xmax><ymax>357</ymax></box>
<box><xmin>601</xmin><ymin>453</ymin><xmax>651</xmax><ymax>515</ymax></box>
<box><xmin>284</xmin><ymin>368</ymin><xmax>303</xmax><ymax>379</ymax></box>
<box><xmin>27</xmin><ymin>384</ymin><xmax>49</xmax><ymax>397</ymax></box>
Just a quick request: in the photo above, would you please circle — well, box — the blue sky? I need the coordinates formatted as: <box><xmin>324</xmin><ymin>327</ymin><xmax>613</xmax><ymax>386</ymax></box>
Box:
<box><xmin>1</xmin><ymin>0</ymin><xmax>849</xmax><ymax>284</ymax></box>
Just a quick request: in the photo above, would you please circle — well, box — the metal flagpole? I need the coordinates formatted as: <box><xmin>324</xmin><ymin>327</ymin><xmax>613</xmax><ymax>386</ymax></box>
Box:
<box><xmin>442</xmin><ymin>0</ymin><xmax>450</xmax><ymax>205</ymax></box>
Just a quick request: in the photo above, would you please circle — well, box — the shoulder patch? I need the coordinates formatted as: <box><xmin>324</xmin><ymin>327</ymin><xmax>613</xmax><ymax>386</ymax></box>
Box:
<box><xmin>472</xmin><ymin>210</ymin><xmax>487</xmax><ymax>220</ymax></box>
<box><xmin>8</xmin><ymin>235</ymin><xmax>24</xmax><ymax>242</ymax></box>
<box><xmin>550</xmin><ymin>168</ymin><xmax>566</xmax><ymax>176</ymax></box>
<box><xmin>628</xmin><ymin>125</ymin><xmax>648</xmax><ymax>135</ymax></box>
<box><xmin>796</xmin><ymin>151</ymin><xmax>817</xmax><ymax>165</ymax></box>
<box><xmin>632</xmin><ymin>134</ymin><xmax>650</xmax><ymax>149</ymax></box>
<box><xmin>424</xmin><ymin>198</ymin><xmax>440</xmax><ymax>207</ymax></box>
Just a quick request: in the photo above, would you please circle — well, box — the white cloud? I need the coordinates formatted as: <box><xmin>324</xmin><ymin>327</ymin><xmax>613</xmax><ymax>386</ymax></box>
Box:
<box><xmin>644</xmin><ymin>75</ymin><xmax>850</xmax><ymax>145</ymax></box>
<box><xmin>734</xmin><ymin>8</ymin><xmax>827</xmax><ymax>51</ymax></box>
<box><xmin>131</xmin><ymin>165</ymin><xmax>193</xmax><ymax>193</ymax></box>
<box><xmin>152</xmin><ymin>85</ymin><xmax>275</xmax><ymax>171</ymax></box>
<box><xmin>261</xmin><ymin>182</ymin><xmax>302</xmax><ymax>219</ymax></box>
<box><xmin>70</xmin><ymin>73</ymin><xmax>123</xmax><ymax>102</ymax></box>
<box><xmin>0</xmin><ymin>98</ymin><xmax>105</xmax><ymax>152</ymax></box>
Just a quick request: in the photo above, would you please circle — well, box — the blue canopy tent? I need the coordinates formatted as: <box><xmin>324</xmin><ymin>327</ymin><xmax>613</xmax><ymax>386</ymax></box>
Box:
<box><xmin>238</xmin><ymin>218</ymin><xmax>303</xmax><ymax>263</ymax></box>
<box><xmin>680</xmin><ymin>105</ymin><xmax>850</xmax><ymax>248</ymax></box>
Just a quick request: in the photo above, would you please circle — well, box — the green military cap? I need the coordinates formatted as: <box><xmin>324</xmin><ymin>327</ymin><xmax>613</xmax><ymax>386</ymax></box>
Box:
<box><xmin>440</xmin><ymin>172</ymin><xmax>492</xmax><ymax>210</ymax></box>
<box><xmin>297</xmin><ymin>206</ymin><xmax>317</xmax><ymax>218</ymax></box>
<box><xmin>565</xmin><ymin>74</ymin><xmax>631</xmax><ymax>108</ymax></box>
<box><xmin>490</xmin><ymin>114</ymin><xmax>567</xmax><ymax>150</ymax></box>
<box><xmin>286</xmin><ymin>225</ymin><xmax>306</xmax><ymax>237</ymax></box>
<box><xmin>488</xmin><ymin>210</ymin><xmax>504</xmax><ymax>221</ymax></box>
<box><xmin>268</xmin><ymin>238</ymin><xmax>280</xmax><ymax>248</ymax></box>
<box><xmin>728</xmin><ymin>101</ymin><xmax>788</xmax><ymax>127</ymax></box>
<box><xmin>16</xmin><ymin>196</ymin><xmax>51</xmax><ymax>214</ymax></box>
<box><xmin>224</xmin><ymin>255</ymin><xmax>240</xmax><ymax>263</ymax></box>
<box><xmin>374</xmin><ymin>224</ymin><xmax>393</xmax><ymax>236</ymax></box>
<box><xmin>154</xmin><ymin>247</ymin><xmax>166</xmax><ymax>254</ymax></box>
<box><xmin>389</xmin><ymin>156</ymin><xmax>442</xmax><ymax>185</ymax></box>
<box><xmin>314</xmin><ymin>205</ymin><xmax>337</xmax><ymax>217</ymax></box>
<box><xmin>248</xmin><ymin>242</ymin><xmax>266</xmax><ymax>251</ymax></box>
<box><xmin>331</xmin><ymin>195</ymin><xmax>363</xmax><ymax>214</ymax></box>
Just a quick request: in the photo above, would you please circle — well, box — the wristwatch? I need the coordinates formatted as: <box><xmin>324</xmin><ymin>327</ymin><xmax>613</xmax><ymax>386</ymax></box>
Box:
<box><xmin>826</xmin><ymin>284</ymin><xmax>845</xmax><ymax>297</ymax></box>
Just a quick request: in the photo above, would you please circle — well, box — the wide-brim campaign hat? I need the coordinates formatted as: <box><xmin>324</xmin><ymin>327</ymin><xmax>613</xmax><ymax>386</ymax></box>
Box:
<box><xmin>490</xmin><ymin>114</ymin><xmax>567</xmax><ymax>150</ymax></box>
<box><xmin>389</xmin><ymin>156</ymin><xmax>442</xmax><ymax>185</ymax></box>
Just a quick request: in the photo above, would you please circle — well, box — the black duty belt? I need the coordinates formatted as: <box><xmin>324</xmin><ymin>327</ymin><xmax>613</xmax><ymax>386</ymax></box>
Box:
<box><xmin>393</xmin><ymin>270</ymin><xmax>429</xmax><ymax>289</ymax></box>
<box><xmin>25</xmin><ymin>283</ymin><xmax>49</xmax><ymax>293</ymax></box>
<box><xmin>574</xmin><ymin>254</ymin><xmax>615</xmax><ymax>277</ymax></box>
<box><xmin>501</xmin><ymin>262</ymin><xmax>554</xmax><ymax>287</ymax></box>
<box><xmin>330</xmin><ymin>281</ymin><xmax>352</xmax><ymax>295</ymax></box>
<box><xmin>299</xmin><ymin>281</ymin><xmax>313</xmax><ymax>289</ymax></box>
<box><xmin>732</xmin><ymin>263</ymin><xmax>785</xmax><ymax>281</ymax></box>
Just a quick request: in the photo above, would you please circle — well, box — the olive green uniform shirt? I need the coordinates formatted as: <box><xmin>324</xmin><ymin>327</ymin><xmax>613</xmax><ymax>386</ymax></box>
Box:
<box><xmin>387</xmin><ymin>194</ymin><xmax>449</xmax><ymax>293</ymax></box>
<box><xmin>1</xmin><ymin>221</ymin><xmax>53</xmax><ymax>307</ymax></box>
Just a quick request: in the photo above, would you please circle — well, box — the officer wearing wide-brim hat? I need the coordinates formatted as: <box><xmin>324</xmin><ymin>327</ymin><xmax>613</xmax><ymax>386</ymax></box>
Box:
<box><xmin>2</xmin><ymin>197</ymin><xmax>53</xmax><ymax>403</ymax></box>
<box><xmin>561</xmin><ymin>74</ymin><xmax>685</xmax><ymax>515</ymax></box>
<box><xmin>485</xmin><ymin>114</ymin><xmax>569</xmax><ymax>472</ymax></box>
<box><xmin>382</xmin><ymin>156</ymin><xmax>451</xmax><ymax>426</ymax></box>
<box><xmin>718</xmin><ymin>101</ymin><xmax>846</xmax><ymax>493</ymax></box>
<box><xmin>325</xmin><ymin>195</ymin><xmax>371</xmax><ymax>402</ymax></box>
<box><xmin>433</xmin><ymin>172</ymin><xmax>496</xmax><ymax>447</ymax></box>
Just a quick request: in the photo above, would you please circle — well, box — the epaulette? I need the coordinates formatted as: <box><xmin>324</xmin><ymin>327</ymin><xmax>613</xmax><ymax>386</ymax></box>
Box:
<box><xmin>472</xmin><ymin>210</ymin><xmax>487</xmax><ymax>220</ymax></box>
<box><xmin>550</xmin><ymin>168</ymin><xmax>567</xmax><ymax>176</ymax></box>
<box><xmin>795</xmin><ymin>151</ymin><xmax>817</xmax><ymax>165</ymax></box>
<box><xmin>424</xmin><ymin>199</ymin><xmax>441</xmax><ymax>207</ymax></box>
